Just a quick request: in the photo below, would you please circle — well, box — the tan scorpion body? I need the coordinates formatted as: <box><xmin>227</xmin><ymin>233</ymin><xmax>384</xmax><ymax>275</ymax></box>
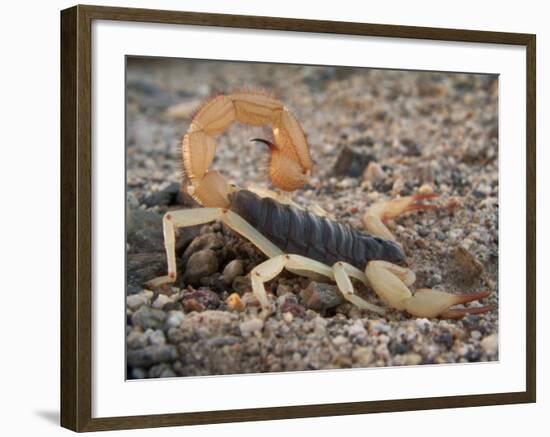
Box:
<box><xmin>147</xmin><ymin>91</ymin><xmax>493</xmax><ymax>319</ymax></box>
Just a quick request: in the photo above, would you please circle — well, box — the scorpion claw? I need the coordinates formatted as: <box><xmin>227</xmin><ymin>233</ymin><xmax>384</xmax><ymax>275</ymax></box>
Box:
<box><xmin>439</xmin><ymin>304</ymin><xmax>495</xmax><ymax>320</ymax></box>
<box><xmin>366</xmin><ymin>261</ymin><xmax>494</xmax><ymax>319</ymax></box>
<box><xmin>403</xmin><ymin>289</ymin><xmax>493</xmax><ymax>319</ymax></box>
<box><xmin>402</xmin><ymin>193</ymin><xmax>439</xmax><ymax>215</ymax></box>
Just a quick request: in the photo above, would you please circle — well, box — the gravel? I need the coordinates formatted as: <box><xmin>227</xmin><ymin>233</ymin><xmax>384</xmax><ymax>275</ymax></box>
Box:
<box><xmin>125</xmin><ymin>57</ymin><xmax>499</xmax><ymax>378</ymax></box>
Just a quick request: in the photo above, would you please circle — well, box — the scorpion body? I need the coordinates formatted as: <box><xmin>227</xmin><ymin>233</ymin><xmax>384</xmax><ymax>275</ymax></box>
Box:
<box><xmin>228</xmin><ymin>190</ymin><xmax>406</xmax><ymax>269</ymax></box>
<box><xmin>148</xmin><ymin>91</ymin><xmax>493</xmax><ymax>319</ymax></box>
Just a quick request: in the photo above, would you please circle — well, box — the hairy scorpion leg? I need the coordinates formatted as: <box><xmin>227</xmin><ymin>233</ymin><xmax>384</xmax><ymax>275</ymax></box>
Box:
<box><xmin>362</xmin><ymin>194</ymin><xmax>493</xmax><ymax>319</ymax></box>
<box><xmin>363</xmin><ymin>193</ymin><xmax>439</xmax><ymax>242</ymax></box>
<box><xmin>365</xmin><ymin>261</ymin><xmax>492</xmax><ymax>319</ymax></box>
<box><xmin>146</xmin><ymin>208</ymin><xmax>283</xmax><ymax>288</ymax></box>
<box><xmin>251</xmin><ymin>255</ymin><xmax>385</xmax><ymax>317</ymax></box>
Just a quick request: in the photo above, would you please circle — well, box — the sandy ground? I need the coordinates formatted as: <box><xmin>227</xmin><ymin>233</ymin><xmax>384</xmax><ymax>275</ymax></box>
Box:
<box><xmin>125</xmin><ymin>57</ymin><xmax>498</xmax><ymax>378</ymax></box>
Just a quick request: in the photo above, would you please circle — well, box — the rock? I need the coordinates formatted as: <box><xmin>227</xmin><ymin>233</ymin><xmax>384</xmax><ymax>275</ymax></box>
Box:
<box><xmin>279</xmin><ymin>301</ymin><xmax>306</xmax><ymax>318</ymax></box>
<box><xmin>481</xmin><ymin>334</ymin><xmax>498</xmax><ymax>356</ymax></box>
<box><xmin>142</xmin><ymin>183</ymin><xmax>199</xmax><ymax>209</ymax></box>
<box><xmin>348</xmin><ymin>320</ymin><xmax>367</xmax><ymax>338</ymax></box>
<box><xmin>152</xmin><ymin>294</ymin><xmax>172</xmax><ymax>309</ymax></box>
<box><xmin>126</xmin><ymin>294</ymin><xmax>149</xmax><ymax>311</ymax></box>
<box><xmin>126</xmin><ymin>253</ymin><xmax>167</xmax><ymax>292</ymax></box>
<box><xmin>232</xmin><ymin>275</ymin><xmax>252</xmax><ymax>295</ymax></box>
<box><xmin>418</xmin><ymin>183</ymin><xmax>434</xmax><ymax>195</ymax></box>
<box><xmin>161</xmin><ymin>301</ymin><xmax>182</xmax><ymax>312</ymax></box>
<box><xmin>127</xmin><ymin>208</ymin><xmax>162</xmax><ymax>240</ymax></box>
<box><xmin>222</xmin><ymin>259</ymin><xmax>244</xmax><ymax>285</ymax></box>
<box><xmin>166</xmin><ymin>311</ymin><xmax>185</xmax><ymax>328</ymax></box>
<box><xmin>368</xmin><ymin>320</ymin><xmax>391</xmax><ymax>335</ymax></box>
<box><xmin>332</xmin><ymin>335</ymin><xmax>347</xmax><ymax>346</ymax></box>
<box><xmin>426</xmin><ymin>273</ymin><xmax>442</xmax><ymax>287</ymax></box>
<box><xmin>300</xmin><ymin>282</ymin><xmax>344</xmax><ymax>312</ymax></box>
<box><xmin>182</xmin><ymin>289</ymin><xmax>220</xmax><ymax>311</ymax></box>
<box><xmin>453</xmin><ymin>246</ymin><xmax>484</xmax><ymax>283</ymax></box>
<box><xmin>333</xmin><ymin>145</ymin><xmax>375</xmax><ymax>177</ymax></box>
<box><xmin>313</xmin><ymin>316</ymin><xmax>327</xmax><ymax>334</ymax></box>
<box><xmin>131</xmin><ymin>306</ymin><xmax>166</xmax><ymax>330</ymax></box>
<box><xmin>182</xmin><ymin>298</ymin><xmax>204</xmax><ymax>313</ymax></box>
<box><xmin>352</xmin><ymin>346</ymin><xmax>375</xmax><ymax>366</ymax></box>
<box><xmin>400</xmin><ymin>138</ymin><xmax>422</xmax><ymax>157</ymax></box>
<box><xmin>181</xmin><ymin>233</ymin><xmax>224</xmax><ymax>265</ymax></box>
<box><xmin>239</xmin><ymin>318</ymin><xmax>264</xmax><ymax>336</ymax></box>
<box><xmin>241</xmin><ymin>292</ymin><xmax>260</xmax><ymax>308</ymax></box>
<box><xmin>282</xmin><ymin>312</ymin><xmax>293</xmax><ymax>323</ymax></box>
<box><xmin>148</xmin><ymin>363</ymin><xmax>177</xmax><ymax>378</ymax></box>
<box><xmin>167</xmin><ymin>326</ymin><xmax>186</xmax><ymax>344</ymax></box>
<box><xmin>276</xmin><ymin>292</ymin><xmax>298</xmax><ymax>307</ymax></box>
<box><xmin>226</xmin><ymin>293</ymin><xmax>245</xmax><ymax>312</ymax></box>
<box><xmin>142</xmin><ymin>182</ymin><xmax>180</xmax><ymax>208</ymax></box>
<box><xmin>126</xmin><ymin>344</ymin><xmax>178</xmax><ymax>367</ymax></box>
<box><xmin>363</xmin><ymin>161</ymin><xmax>387</xmax><ymax>182</ymax></box>
<box><xmin>470</xmin><ymin>330</ymin><xmax>482</xmax><ymax>341</ymax></box>
<box><xmin>415</xmin><ymin>318</ymin><xmax>431</xmax><ymax>334</ymax></box>
<box><xmin>461</xmin><ymin>140</ymin><xmax>487</xmax><ymax>163</ymax></box>
<box><xmin>465</xmin><ymin>349</ymin><xmax>482</xmax><ymax>362</ymax></box>
<box><xmin>207</xmin><ymin>336</ymin><xmax>241</xmax><ymax>347</ymax></box>
<box><xmin>149</xmin><ymin>329</ymin><xmax>166</xmax><ymax>346</ymax></box>
<box><xmin>389</xmin><ymin>341</ymin><xmax>409</xmax><ymax>355</ymax></box>
<box><xmin>401</xmin><ymin>353</ymin><xmax>423</xmax><ymax>366</ymax></box>
<box><xmin>127</xmin><ymin>329</ymin><xmax>149</xmax><ymax>349</ymax></box>
<box><xmin>183</xmin><ymin>249</ymin><xmax>219</xmax><ymax>285</ymax></box>
<box><xmin>276</xmin><ymin>283</ymin><xmax>293</xmax><ymax>297</ymax></box>
<box><xmin>434</xmin><ymin>332</ymin><xmax>454</xmax><ymax>349</ymax></box>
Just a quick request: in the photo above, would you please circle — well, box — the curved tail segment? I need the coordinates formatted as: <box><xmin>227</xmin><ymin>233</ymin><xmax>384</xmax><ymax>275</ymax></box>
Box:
<box><xmin>182</xmin><ymin>92</ymin><xmax>314</xmax><ymax>207</ymax></box>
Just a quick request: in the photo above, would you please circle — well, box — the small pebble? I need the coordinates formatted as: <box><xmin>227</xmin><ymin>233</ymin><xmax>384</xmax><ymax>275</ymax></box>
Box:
<box><xmin>363</xmin><ymin>161</ymin><xmax>387</xmax><ymax>182</ymax></box>
<box><xmin>453</xmin><ymin>246</ymin><xmax>484</xmax><ymax>282</ymax></box>
<box><xmin>282</xmin><ymin>312</ymin><xmax>294</xmax><ymax>323</ymax></box>
<box><xmin>131</xmin><ymin>306</ymin><xmax>166</xmax><ymax>330</ymax></box>
<box><xmin>348</xmin><ymin>320</ymin><xmax>367</xmax><ymax>338</ymax></box>
<box><xmin>183</xmin><ymin>249</ymin><xmax>219</xmax><ymax>285</ymax></box>
<box><xmin>149</xmin><ymin>329</ymin><xmax>166</xmax><ymax>346</ymax></box>
<box><xmin>126</xmin><ymin>294</ymin><xmax>148</xmax><ymax>311</ymax></box>
<box><xmin>418</xmin><ymin>183</ymin><xmax>433</xmax><ymax>195</ymax></box>
<box><xmin>239</xmin><ymin>318</ymin><xmax>264</xmax><ymax>335</ymax></box>
<box><xmin>166</xmin><ymin>311</ymin><xmax>185</xmax><ymax>328</ymax></box>
<box><xmin>470</xmin><ymin>330</ymin><xmax>482</xmax><ymax>341</ymax></box>
<box><xmin>152</xmin><ymin>294</ymin><xmax>171</xmax><ymax>309</ymax></box>
<box><xmin>226</xmin><ymin>293</ymin><xmax>245</xmax><ymax>312</ymax></box>
<box><xmin>332</xmin><ymin>335</ymin><xmax>347</xmax><ymax>346</ymax></box>
<box><xmin>222</xmin><ymin>260</ymin><xmax>244</xmax><ymax>285</ymax></box>
<box><xmin>481</xmin><ymin>334</ymin><xmax>498</xmax><ymax>356</ymax></box>
<box><xmin>300</xmin><ymin>282</ymin><xmax>344</xmax><ymax>312</ymax></box>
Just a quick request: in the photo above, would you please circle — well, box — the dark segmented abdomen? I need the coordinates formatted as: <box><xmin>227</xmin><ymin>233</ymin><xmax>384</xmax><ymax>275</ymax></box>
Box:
<box><xmin>228</xmin><ymin>190</ymin><xmax>405</xmax><ymax>269</ymax></box>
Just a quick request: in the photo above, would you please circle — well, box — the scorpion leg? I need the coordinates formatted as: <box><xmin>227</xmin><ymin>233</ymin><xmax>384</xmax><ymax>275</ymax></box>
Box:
<box><xmin>146</xmin><ymin>208</ymin><xmax>283</xmax><ymax>288</ymax></box>
<box><xmin>365</xmin><ymin>260</ymin><xmax>493</xmax><ymax>319</ymax></box>
<box><xmin>250</xmin><ymin>255</ymin><xmax>385</xmax><ymax>316</ymax></box>
<box><xmin>332</xmin><ymin>262</ymin><xmax>386</xmax><ymax>315</ymax></box>
<box><xmin>363</xmin><ymin>193</ymin><xmax>438</xmax><ymax>241</ymax></box>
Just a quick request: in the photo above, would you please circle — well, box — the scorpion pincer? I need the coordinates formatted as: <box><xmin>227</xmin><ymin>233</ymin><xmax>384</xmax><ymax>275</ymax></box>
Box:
<box><xmin>147</xmin><ymin>91</ymin><xmax>493</xmax><ymax>319</ymax></box>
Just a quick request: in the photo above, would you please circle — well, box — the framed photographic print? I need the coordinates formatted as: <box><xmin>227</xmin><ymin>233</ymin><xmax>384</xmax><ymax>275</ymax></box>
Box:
<box><xmin>60</xmin><ymin>4</ymin><xmax>536</xmax><ymax>432</ymax></box>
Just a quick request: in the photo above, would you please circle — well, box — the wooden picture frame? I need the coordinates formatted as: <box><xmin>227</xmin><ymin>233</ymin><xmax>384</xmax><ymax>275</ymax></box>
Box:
<box><xmin>60</xmin><ymin>4</ymin><xmax>536</xmax><ymax>432</ymax></box>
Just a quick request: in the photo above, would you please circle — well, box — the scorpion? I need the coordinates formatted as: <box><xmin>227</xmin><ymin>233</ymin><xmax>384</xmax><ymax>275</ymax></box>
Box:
<box><xmin>147</xmin><ymin>91</ymin><xmax>493</xmax><ymax>319</ymax></box>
